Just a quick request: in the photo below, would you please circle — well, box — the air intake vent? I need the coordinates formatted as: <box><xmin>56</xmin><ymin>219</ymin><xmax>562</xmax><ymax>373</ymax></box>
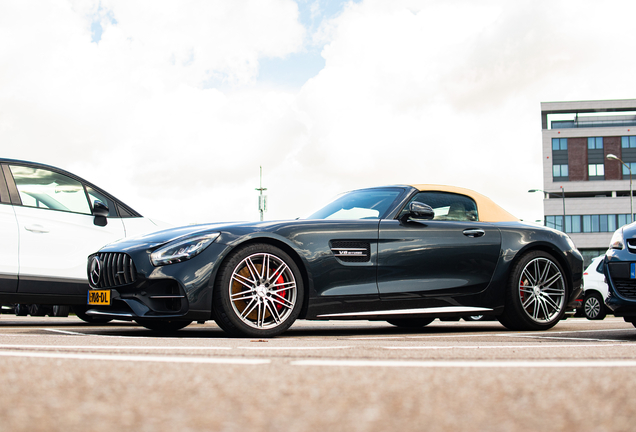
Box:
<box><xmin>330</xmin><ymin>241</ymin><xmax>371</xmax><ymax>263</ymax></box>
<box><xmin>614</xmin><ymin>280</ymin><xmax>636</xmax><ymax>300</ymax></box>
<box><xmin>92</xmin><ymin>252</ymin><xmax>137</xmax><ymax>288</ymax></box>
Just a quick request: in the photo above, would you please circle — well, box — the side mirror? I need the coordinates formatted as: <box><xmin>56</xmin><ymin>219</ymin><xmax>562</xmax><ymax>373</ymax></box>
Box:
<box><xmin>93</xmin><ymin>200</ymin><xmax>109</xmax><ymax>227</ymax></box>
<box><xmin>400</xmin><ymin>201</ymin><xmax>435</xmax><ymax>222</ymax></box>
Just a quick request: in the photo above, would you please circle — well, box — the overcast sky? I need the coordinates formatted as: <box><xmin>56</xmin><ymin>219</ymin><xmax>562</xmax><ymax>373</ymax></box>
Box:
<box><xmin>2</xmin><ymin>0</ymin><xmax>635</xmax><ymax>225</ymax></box>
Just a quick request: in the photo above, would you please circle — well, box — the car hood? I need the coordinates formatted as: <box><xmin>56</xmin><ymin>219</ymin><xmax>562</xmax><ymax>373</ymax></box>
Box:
<box><xmin>100</xmin><ymin>220</ymin><xmax>295</xmax><ymax>251</ymax></box>
<box><xmin>102</xmin><ymin>222</ymin><xmax>241</xmax><ymax>251</ymax></box>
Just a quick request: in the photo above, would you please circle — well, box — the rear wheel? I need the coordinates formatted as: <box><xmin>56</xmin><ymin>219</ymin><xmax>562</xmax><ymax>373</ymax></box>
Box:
<box><xmin>14</xmin><ymin>304</ymin><xmax>29</xmax><ymax>316</ymax></box>
<box><xmin>213</xmin><ymin>243</ymin><xmax>304</xmax><ymax>338</ymax></box>
<box><xmin>583</xmin><ymin>291</ymin><xmax>606</xmax><ymax>320</ymax></box>
<box><xmin>386</xmin><ymin>318</ymin><xmax>434</xmax><ymax>328</ymax></box>
<box><xmin>497</xmin><ymin>251</ymin><xmax>567</xmax><ymax>331</ymax></box>
<box><xmin>135</xmin><ymin>319</ymin><xmax>192</xmax><ymax>332</ymax></box>
<box><xmin>51</xmin><ymin>305</ymin><xmax>70</xmax><ymax>317</ymax></box>
<box><xmin>29</xmin><ymin>304</ymin><xmax>48</xmax><ymax>316</ymax></box>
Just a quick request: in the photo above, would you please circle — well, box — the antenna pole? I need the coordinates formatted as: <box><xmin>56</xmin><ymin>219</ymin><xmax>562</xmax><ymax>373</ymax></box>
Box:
<box><xmin>255</xmin><ymin>166</ymin><xmax>267</xmax><ymax>221</ymax></box>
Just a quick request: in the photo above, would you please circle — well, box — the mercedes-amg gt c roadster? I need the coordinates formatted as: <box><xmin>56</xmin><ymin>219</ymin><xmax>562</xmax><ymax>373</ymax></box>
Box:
<box><xmin>85</xmin><ymin>184</ymin><xmax>583</xmax><ymax>337</ymax></box>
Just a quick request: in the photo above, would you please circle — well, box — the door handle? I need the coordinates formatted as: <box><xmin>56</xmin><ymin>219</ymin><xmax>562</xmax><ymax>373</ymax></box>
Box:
<box><xmin>25</xmin><ymin>224</ymin><xmax>50</xmax><ymax>234</ymax></box>
<box><xmin>463</xmin><ymin>228</ymin><xmax>485</xmax><ymax>238</ymax></box>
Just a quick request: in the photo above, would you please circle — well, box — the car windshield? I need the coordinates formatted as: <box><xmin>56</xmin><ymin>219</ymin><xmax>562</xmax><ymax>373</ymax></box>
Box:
<box><xmin>306</xmin><ymin>188</ymin><xmax>404</xmax><ymax>220</ymax></box>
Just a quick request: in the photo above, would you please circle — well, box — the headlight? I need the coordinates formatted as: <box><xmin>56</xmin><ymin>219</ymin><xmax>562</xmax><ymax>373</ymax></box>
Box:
<box><xmin>609</xmin><ymin>229</ymin><xmax>624</xmax><ymax>250</ymax></box>
<box><xmin>151</xmin><ymin>233</ymin><xmax>220</xmax><ymax>266</ymax></box>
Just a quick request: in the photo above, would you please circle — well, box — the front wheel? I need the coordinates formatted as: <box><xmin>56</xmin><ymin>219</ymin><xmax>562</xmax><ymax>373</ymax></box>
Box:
<box><xmin>213</xmin><ymin>243</ymin><xmax>304</xmax><ymax>338</ymax></box>
<box><xmin>497</xmin><ymin>251</ymin><xmax>567</xmax><ymax>331</ymax></box>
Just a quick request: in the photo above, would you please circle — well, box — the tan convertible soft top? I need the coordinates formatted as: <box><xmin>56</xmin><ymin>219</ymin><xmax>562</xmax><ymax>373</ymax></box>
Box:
<box><xmin>409</xmin><ymin>184</ymin><xmax>519</xmax><ymax>222</ymax></box>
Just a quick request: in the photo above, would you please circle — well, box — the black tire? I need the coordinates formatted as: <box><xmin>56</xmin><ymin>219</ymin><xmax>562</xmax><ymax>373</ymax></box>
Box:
<box><xmin>386</xmin><ymin>318</ymin><xmax>434</xmax><ymax>328</ymax></box>
<box><xmin>497</xmin><ymin>251</ymin><xmax>567</xmax><ymax>331</ymax></box>
<box><xmin>29</xmin><ymin>304</ymin><xmax>48</xmax><ymax>316</ymax></box>
<box><xmin>14</xmin><ymin>304</ymin><xmax>29</xmax><ymax>316</ymax></box>
<box><xmin>51</xmin><ymin>305</ymin><xmax>70</xmax><ymax>317</ymax></box>
<box><xmin>213</xmin><ymin>243</ymin><xmax>304</xmax><ymax>338</ymax></box>
<box><xmin>135</xmin><ymin>319</ymin><xmax>192</xmax><ymax>332</ymax></box>
<box><xmin>583</xmin><ymin>291</ymin><xmax>607</xmax><ymax>320</ymax></box>
<box><xmin>72</xmin><ymin>306</ymin><xmax>113</xmax><ymax>324</ymax></box>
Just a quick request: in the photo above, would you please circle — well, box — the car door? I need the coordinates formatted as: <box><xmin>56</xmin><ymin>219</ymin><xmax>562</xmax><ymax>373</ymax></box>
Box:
<box><xmin>377</xmin><ymin>191</ymin><xmax>502</xmax><ymax>299</ymax></box>
<box><xmin>7</xmin><ymin>164</ymin><xmax>126</xmax><ymax>295</ymax></box>
<box><xmin>0</xmin><ymin>167</ymin><xmax>19</xmax><ymax>293</ymax></box>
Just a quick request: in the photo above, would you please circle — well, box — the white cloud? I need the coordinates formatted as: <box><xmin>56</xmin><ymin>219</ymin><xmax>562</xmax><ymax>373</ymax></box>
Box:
<box><xmin>2</xmin><ymin>0</ymin><xmax>636</xmax><ymax>225</ymax></box>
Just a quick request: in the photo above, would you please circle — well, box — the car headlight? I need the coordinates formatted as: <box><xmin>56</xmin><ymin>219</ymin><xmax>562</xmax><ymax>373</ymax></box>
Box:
<box><xmin>151</xmin><ymin>233</ymin><xmax>220</xmax><ymax>266</ymax></box>
<box><xmin>609</xmin><ymin>228</ymin><xmax>624</xmax><ymax>250</ymax></box>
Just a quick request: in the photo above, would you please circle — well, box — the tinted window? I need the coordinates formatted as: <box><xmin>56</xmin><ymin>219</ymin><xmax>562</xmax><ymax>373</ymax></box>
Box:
<box><xmin>401</xmin><ymin>191</ymin><xmax>478</xmax><ymax>221</ymax></box>
<box><xmin>306</xmin><ymin>188</ymin><xmax>403</xmax><ymax>220</ymax></box>
<box><xmin>9</xmin><ymin>165</ymin><xmax>91</xmax><ymax>215</ymax></box>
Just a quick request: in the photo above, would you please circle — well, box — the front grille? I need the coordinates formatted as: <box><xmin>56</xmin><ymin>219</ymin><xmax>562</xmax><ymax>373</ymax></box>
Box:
<box><xmin>614</xmin><ymin>280</ymin><xmax>636</xmax><ymax>300</ymax></box>
<box><xmin>330</xmin><ymin>241</ymin><xmax>371</xmax><ymax>263</ymax></box>
<box><xmin>93</xmin><ymin>252</ymin><xmax>137</xmax><ymax>288</ymax></box>
<box><xmin>627</xmin><ymin>239</ymin><xmax>636</xmax><ymax>253</ymax></box>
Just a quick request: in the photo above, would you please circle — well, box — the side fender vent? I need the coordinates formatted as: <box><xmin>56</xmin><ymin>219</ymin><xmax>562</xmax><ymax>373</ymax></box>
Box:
<box><xmin>330</xmin><ymin>241</ymin><xmax>371</xmax><ymax>263</ymax></box>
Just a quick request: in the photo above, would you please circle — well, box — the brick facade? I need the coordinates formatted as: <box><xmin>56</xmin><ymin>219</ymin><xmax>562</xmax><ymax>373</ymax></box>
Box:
<box><xmin>604</xmin><ymin>136</ymin><xmax>622</xmax><ymax>180</ymax></box>
<box><xmin>568</xmin><ymin>137</ymin><xmax>588</xmax><ymax>181</ymax></box>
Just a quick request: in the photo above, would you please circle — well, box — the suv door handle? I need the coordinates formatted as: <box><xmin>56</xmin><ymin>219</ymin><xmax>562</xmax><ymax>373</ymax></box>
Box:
<box><xmin>25</xmin><ymin>224</ymin><xmax>50</xmax><ymax>234</ymax></box>
<box><xmin>463</xmin><ymin>228</ymin><xmax>485</xmax><ymax>238</ymax></box>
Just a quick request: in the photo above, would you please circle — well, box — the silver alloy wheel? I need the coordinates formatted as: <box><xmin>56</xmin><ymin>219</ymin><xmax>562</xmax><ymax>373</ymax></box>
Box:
<box><xmin>229</xmin><ymin>252</ymin><xmax>298</xmax><ymax>330</ymax></box>
<box><xmin>584</xmin><ymin>295</ymin><xmax>601</xmax><ymax>319</ymax></box>
<box><xmin>518</xmin><ymin>257</ymin><xmax>566</xmax><ymax>323</ymax></box>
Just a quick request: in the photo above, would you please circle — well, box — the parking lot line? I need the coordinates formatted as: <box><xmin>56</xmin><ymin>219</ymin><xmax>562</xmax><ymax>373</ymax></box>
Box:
<box><xmin>0</xmin><ymin>343</ymin><xmax>231</xmax><ymax>350</ymax></box>
<box><xmin>291</xmin><ymin>359</ymin><xmax>636</xmax><ymax>368</ymax></box>
<box><xmin>238</xmin><ymin>346</ymin><xmax>351</xmax><ymax>350</ymax></box>
<box><xmin>382</xmin><ymin>343</ymin><xmax>636</xmax><ymax>350</ymax></box>
<box><xmin>0</xmin><ymin>350</ymin><xmax>270</xmax><ymax>365</ymax></box>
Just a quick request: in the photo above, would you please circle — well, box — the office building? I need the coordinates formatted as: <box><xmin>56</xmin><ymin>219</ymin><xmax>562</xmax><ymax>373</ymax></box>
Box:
<box><xmin>540</xmin><ymin>99</ymin><xmax>636</xmax><ymax>264</ymax></box>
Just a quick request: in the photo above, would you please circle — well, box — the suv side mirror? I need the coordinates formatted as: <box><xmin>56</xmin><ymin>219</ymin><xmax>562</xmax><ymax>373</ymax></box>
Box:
<box><xmin>400</xmin><ymin>201</ymin><xmax>435</xmax><ymax>222</ymax></box>
<box><xmin>93</xmin><ymin>200</ymin><xmax>109</xmax><ymax>226</ymax></box>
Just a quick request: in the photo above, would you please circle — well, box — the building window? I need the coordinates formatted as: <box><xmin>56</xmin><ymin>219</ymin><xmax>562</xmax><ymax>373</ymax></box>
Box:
<box><xmin>618</xmin><ymin>214</ymin><xmax>634</xmax><ymax>226</ymax></box>
<box><xmin>546</xmin><ymin>215</ymin><xmax>563</xmax><ymax>231</ymax></box>
<box><xmin>622</xmin><ymin>136</ymin><xmax>636</xmax><ymax>148</ymax></box>
<box><xmin>565</xmin><ymin>215</ymin><xmax>581</xmax><ymax>233</ymax></box>
<box><xmin>588</xmin><ymin>164</ymin><xmax>605</xmax><ymax>177</ymax></box>
<box><xmin>623</xmin><ymin>162</ymin><xmax>636</xmax><ymax>176</ymax></box>
<box><xmin>547</xmin><ymin>214</ymin><xmax>626</xmax><ymax>233</ymax></box>
<box><xmin>588</xmin><ymin>137</ymin><xmax>603</xmax><ymax>149</ymax></box>
<box><xmin>552</xmin><ymin>138</ymin><xmax>567</xmax><ymax>150</ymax></box>
<box><xmin>553</xmin><ymin>164</ymin><xmax>568</xmax><ymax>178</ymax></box>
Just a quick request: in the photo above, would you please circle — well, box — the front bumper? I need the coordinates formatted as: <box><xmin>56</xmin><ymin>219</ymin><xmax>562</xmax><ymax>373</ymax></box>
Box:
<box><xmin>604</xmin><ymin>253</ymin><xmax>636</xmax><ymax>317</ymax></box>
<box><xmin>86</xmin><ymin>242</ymin><xmax>232</xmax><ymax>323</ymax></box>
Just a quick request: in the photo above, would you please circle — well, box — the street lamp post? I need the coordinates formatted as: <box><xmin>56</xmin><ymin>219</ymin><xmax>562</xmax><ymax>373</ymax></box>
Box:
<box><xmin>607</xmin><ymin>154</ymin><xmax>633</xmax><ymax>223</ymax></box>
<box><xmin>529</xmin><ymin>187</ymin><xmax>566</xmax><ymax>231</ymax></box>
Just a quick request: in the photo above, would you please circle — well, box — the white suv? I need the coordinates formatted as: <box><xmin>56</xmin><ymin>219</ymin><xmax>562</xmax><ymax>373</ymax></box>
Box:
<box><xmin>582</xmin><ymin>255</ymin><xmax>609</xmax><ymax>320</ymax></box>
<box><xmin>0</xmin><ymin>159</ymin><xmax>168</xmax><ymax>320</ymax></box>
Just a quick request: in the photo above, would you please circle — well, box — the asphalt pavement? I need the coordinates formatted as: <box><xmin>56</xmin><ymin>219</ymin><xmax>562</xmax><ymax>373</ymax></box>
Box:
<box><xmin>1</xmin><ymin>315</ymin><xmax>635</xmax><ymax>432</ymax></box>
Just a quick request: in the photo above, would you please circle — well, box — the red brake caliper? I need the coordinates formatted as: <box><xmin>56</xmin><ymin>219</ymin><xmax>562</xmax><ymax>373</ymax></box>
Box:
<box><xmin>275</xmin><ymin>275</ymin><xmax>285</xmax><ymax>311</ymax></box>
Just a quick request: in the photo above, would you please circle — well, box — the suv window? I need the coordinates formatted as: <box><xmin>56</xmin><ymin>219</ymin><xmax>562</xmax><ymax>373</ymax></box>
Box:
<box><xmin>400</xmin><ymin>191</ymin><xmax>478</xmax><ymax>221</ymax></box>
<box><xmin>9</xmin><ymin>165</ymin><xmax>91</xmax><ymax>215</ymax></box>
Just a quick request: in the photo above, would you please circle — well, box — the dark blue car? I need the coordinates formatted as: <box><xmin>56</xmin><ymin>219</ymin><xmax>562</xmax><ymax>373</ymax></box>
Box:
<box><xmin>604</xmin><ymin>222</ymin><xmax>636</xmax><ymax>325</ymax></box>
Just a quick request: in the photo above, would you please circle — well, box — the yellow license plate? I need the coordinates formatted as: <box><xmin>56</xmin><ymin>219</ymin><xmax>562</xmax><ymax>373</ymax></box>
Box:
<box><xmin>88</xmin><ymin>290</ymin><xmax>111</xmax><ymax>305</ymax></box>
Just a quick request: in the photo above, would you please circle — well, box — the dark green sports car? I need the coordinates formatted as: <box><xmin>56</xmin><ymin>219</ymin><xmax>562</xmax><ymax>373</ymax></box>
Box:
<box><xmin>86</xmin><ymin>184</ymin><xmax>583</xmax><ymax>337</ymax></box>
